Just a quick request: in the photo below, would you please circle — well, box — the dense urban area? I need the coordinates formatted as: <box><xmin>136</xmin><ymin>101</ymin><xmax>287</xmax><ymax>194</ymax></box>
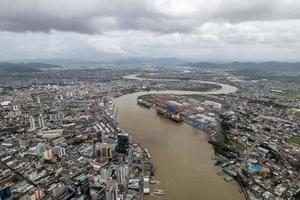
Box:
<box><xmin>0</xmin><ymin>63</ymin><xmax>299</xmax><ymax>200</ymax></box>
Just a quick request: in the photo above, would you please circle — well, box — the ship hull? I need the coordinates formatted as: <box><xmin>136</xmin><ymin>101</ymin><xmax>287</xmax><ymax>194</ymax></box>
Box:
<box><xmin>156</xmin><ymin>109</ymin><xmax>183</xmax><ymax>123</ymax></box>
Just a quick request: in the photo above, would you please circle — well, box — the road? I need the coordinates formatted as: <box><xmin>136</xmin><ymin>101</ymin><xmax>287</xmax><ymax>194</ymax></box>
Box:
<box><xmin>1</xmin><ymin>161</ymin><xmax>58</xmax><ymax>199</ymax></box>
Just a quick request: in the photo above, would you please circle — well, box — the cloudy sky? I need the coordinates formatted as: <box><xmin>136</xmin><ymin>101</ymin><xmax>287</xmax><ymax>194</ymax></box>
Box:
<box><xmin>1</xmin><ymin>0</ymin><xmax>300</xmax><ymax>62</ymax></box>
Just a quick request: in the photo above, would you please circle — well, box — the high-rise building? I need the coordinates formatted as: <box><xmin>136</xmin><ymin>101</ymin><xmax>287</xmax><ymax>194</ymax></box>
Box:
<box><xmin>19</xmin><ymin>136</ymin><xmax>28</xmax><ymax>148</ymax></box>
<box><xmin>37</xmin><ymin>96</ymin><xmax>41</xmax><ymax>104</ymax></box>
<box><xmin>60</xmin><ymin>148</ymin><xmax>66</xmax><ymax>157</ymax></box>
<box><xmin>116</xmin><ymin>166</ymin><xmax>128</xmax><ymax>185</ymax></box>
<box><xmin>90</xmin><ymin>186</ymin><xmax>106</xmax><ymax>200</ymax></box>
<box><xmin>43</xmin><ymin>149</ymin><xmax>53</xmax><ymax>160</ymax></box>
<box><xmin>38</xmin><ymin>115</ymin><xmax>45</xmax><ymax>129</ymax></box>
<box><xmin>55</xmin><ymin>146</ymin><xmax>66</xmax><ymax>158</ymax></box>
<box><xmin>76</xmin><ymin>175</ymin><xmax>92</xmax><ymax>200</ymax></box>
<box><xmin>58</xmin><ymin>112</ymin><xmax>65</xmax><ymax>120</ymax></box>
<box><xmin>12</xmin><ymin>104</ymin><xmax>19</xmax><ymax>111</ymax></box>
<box><xmin>49</xmin><ymin>113</ymin><xmax>57</xmax><ymax>122</ymax></box>
<box><xmin>100</xmin><ymin>169</ymin><xmax>109</xmax><ymax>181</ymax></box>
<box><xmin>97</xmin><ymin>131</ymin><xmax>104</xmax><ymax>143</ymax></box>
<box><xmin>116</xmin><ymin>133</ymin><xmax>129</xmax><ymax>154</ymax></box>
<box><xmin>101</xmin><ymin>147</ymin><xmax>112</xmax><ymax>158</ymax></box>
<box><xmin>0</xmin><ymin>186</ymin><xmax>12</xmax><ymax>200</ymax></box>
<box><xmin>29</xmin><ymin>116</ymin><xmax>36</xmax><ymax>131</ymax></box>
<box><xmin>35</xmin><ymin>143</ymin><xmax>44</xmax><ymax>156</ymax></box>
<box><xmin>105</xmin><ymin>186</ymin><xmax>118</xmax><ymax>200</ymax></box>
<box><xmin>111</xmin><ymin>188</ymin><xmax>118</xmax><ymax>200</ymax></box>
<box><xmin>92</xmin><ymin>142</ymin><xmax>98</xmax><ymax>158</ymax></box>
<box><xmin>22</xmin><ymin>188</ymin><xmax>45</xmax><ymax>200</ymax></box>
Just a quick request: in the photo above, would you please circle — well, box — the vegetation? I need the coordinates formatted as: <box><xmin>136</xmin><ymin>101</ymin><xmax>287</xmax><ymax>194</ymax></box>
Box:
<box><xmin>31</xmin><ymin>93</ymin><xmax>55</xmax><ymax>102</ymax></box>
<box><xmin>229</xmin><ymin>138</ymin><xmax>246</xmax><ymax>150</ymax></box>
<box><xmin>294</xmin><ymin>191</ymin><xmax>300</xmax><ymax>199</ymax></box>
<box><xmin>186</xmin><ymin>61</ymin><xmax>300</xmax><ymax>83</ymax></box>
<box><xmin>287</xmin><ymin>157</ymin><xmax>300</xmax><ymax>171</ymax></box>
<box><xmin>211</xmin><ymin>142</ymin><xmax>237</xmax><ymax>159</ymax></box>
<box><xmin>11</xmin><ymin>174</ymin><xmax>23</xmax><ymax>183</ymax></box>
<box><xmin>288</xmin><ymin>136</ymin><xmax>300</xmax><ymax>145</ymax></box>
<box><xmin>280</xmin><ymin>92</ymin><xmax>300</xmax><ymax>99</ymax></box>
<box><xmin>0</xmin><ymin>62</ymin><xmax>62</xmax><ymax>74</ymax></box>
<box><xmin>220</xmin><ymin>120</ymin><xmax>233</xmax><ymax>143</ymax></box>
<box><xmin>0</xmin><ymin>127</ymin><xmax>21</xmax><ymax>134</ymax></box>
<box><xmin>210</xmin><ymin>120</ymin><xmax>244</xmax><ymax>158</ymax></box>
<box><xmin>3</xmin><ymin>86</ymin><xmax>13</xmax><ymax>91</ymax></box>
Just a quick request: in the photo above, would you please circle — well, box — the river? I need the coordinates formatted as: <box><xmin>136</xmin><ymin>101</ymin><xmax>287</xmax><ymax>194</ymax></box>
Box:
<box><xmin>123</xmin><ymin>74</ymin><xmax>238</xmax><ymax>95</ymax></box>
<box><xmin>114</xmin><ymin>75</ymin><xmax>244</xmax><ymax>200</ymax></box>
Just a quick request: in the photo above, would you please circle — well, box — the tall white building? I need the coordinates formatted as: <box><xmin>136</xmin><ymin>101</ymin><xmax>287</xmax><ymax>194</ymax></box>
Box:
<box><xmin>42</xmin><ymin>149</ymin><xmax>53</xmax><ymax>160</ymax></box>
<box><xmin>100</xmin><ymin>168</ymin><xmax>109</xmax><ymax>182</ymax></box>
<box><xmin>117</xmin><ymin>165</ymin><xmax>129</xmax><ymax>185</ymax></box>
<box><xmin>29</xmin><ymin>116</ymin><xmax>36</xmax><ymax>131</ymax></box>
<box><xmin>105</xmin><ymin>186</ymin><xmax>119</xmax><ymax>200</ymax></box>
<box><xmin>12</xmin><ymin>104</ymin><xmax>19</xmax><ymax>111</ymax></box>
<box><xmin>49</xmin><ymin>114</ymin><xmax>55</xmax><ymax>121</ymax></box>
<box><xmin>57</xmin><ymin>112</ymin><xmax>64</xmax><ymax>120</ymax></box>
<box><xmin>59</xmin><ymin>147</ymin><xmax>66</xmax><ymax>157</ymax></box>
<box><xmin>36</xmin><ymin>143</ymin><xmax>44</xmax><ymax>156</ymax></box>
<box><xmin>38</xmin><ymin>115</ymin><xmax>45</xmax><ymax>129</ymax></box>
<box><xmin>37</xmin><ymin>96</ymin><xmax>41</xmax><ymax>104</ymax></box>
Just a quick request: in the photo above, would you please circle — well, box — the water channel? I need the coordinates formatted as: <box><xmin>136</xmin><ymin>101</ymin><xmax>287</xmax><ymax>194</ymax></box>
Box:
<box><xmin>114</xmin><ymin>75</ymin><xmax>244</xmax><ymax>200</ymax></box>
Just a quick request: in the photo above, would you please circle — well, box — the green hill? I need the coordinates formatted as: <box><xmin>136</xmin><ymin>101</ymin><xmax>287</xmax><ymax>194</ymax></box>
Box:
<box><xmin>0</xmin><ymin>62</ymin><xmax>62</xmax><ymax>74</ymax></box>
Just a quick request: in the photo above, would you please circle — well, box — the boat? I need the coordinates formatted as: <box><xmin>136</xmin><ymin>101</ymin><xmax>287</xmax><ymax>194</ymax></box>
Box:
<box><xmin>150</xmin><ymin>179</ymin><xmax>159</xmax><ymax>184</ymax></box>
<box><xmin>156</xmin><ymin>108</ymin><xmax>183</xmax><ymax>122</ymax></box>
<box><xmin>217</xmin><ymin>170</ymin><xmax>223</xmax><ymax>175</ymax></box>
<box><xmin>137</xmin><ymin>99</ymin><xmax>151</xmax><ymax>108</ymax></box>
<box><xmin>153</xmin><ymin>189</ymin><xmax>165</xmax><ymax>195</ymax></box>
<box><xmin>224</xmin><ymin>176</ymin><xmax>234</xmax><ymax>182</ymax></box>
<box><xmin>144</xmin><ymin>148</ymin><xmax>151</xmax><ymax>159</ymax></box>
<box><xmin>143</xmin><ymin>177</ymin><xmax>150</xmax><ymax>194</ymax></box>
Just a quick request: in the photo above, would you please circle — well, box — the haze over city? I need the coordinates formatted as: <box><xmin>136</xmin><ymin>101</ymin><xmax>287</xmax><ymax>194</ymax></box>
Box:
<box><xmin>1</xmin><ymin>0</ymin><xmax>300</xmax><ymax>62</ymax></box>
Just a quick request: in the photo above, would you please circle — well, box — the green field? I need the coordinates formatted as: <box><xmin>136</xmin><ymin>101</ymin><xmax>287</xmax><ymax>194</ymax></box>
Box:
<box><xmin>288</xmin><ymin>137</ymin><xmax>300</xmax><ymax>145</ymax></box>
<box><xmin>280</xmin><ymin>92</ymin><xmax>300</xmax><ymax>99</ymax></box>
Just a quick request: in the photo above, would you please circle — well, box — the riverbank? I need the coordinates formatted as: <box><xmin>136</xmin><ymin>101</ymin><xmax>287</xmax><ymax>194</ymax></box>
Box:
<box><xmin>114</xmin><ymin>90</ymin><xmax>245</xmax><ymax>200</ymax></box>
<box><xmin>115</xmin><ymin>74</ymin><xmax>247</xmax><ymax>199</ymax></box>
<box><xmin>123</xmin><ymin>74</ymin><xmax>238</xmax><ymax>95</ymax></box>
<box><xmin>136</xmin><ymin>93</ymin><xmax>251</xmax><ymax>200</ymax></box>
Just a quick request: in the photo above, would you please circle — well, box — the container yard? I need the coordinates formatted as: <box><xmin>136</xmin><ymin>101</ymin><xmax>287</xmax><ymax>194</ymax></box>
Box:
<box><xmin>137</xmin><ymin>94</ymin><xmax>221</xmax><ymax>134</ymax></box>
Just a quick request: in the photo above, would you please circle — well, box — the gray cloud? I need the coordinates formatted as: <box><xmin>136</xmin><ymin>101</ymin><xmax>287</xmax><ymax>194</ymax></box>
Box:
<box><xmin>0</xmin><ymin>0</ymin><xmax>300</xmax><ymax>61</ymax></box>
<box><xmin>0</xmin><ymin>0</ymin><xmax>300</xmax><ymax>34</ymax></box>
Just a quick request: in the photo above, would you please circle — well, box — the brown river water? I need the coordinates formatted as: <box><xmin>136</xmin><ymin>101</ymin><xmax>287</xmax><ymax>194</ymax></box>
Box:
<box><xmin>114</xmin><ymin>91</ymin><xmax>244</xmax><ymax>200</ymax></box>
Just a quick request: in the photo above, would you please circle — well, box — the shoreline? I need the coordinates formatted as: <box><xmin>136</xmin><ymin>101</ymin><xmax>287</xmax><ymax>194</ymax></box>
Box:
<box><xmin>114</xmin><ymin>92</ymin><xmax>247</xmax><ymax>200</ymax></box>
<box><xmin>115</xmin><ymin>74</ymin><xmax>245</xmax><ymax>199</ymax></box>
<box><xmin>134</xmin><ymin>94</ymin><xmax>249</xmax><ymax>200</ymax></box>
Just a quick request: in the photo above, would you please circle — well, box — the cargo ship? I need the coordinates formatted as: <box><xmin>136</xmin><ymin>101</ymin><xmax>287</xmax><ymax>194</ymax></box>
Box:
<box><xmin>153</xmin><ymin>189</ymin><xmax>165</xmax><ymax>195</ymax></box>
<box><xmin>144</xmin><ymin>148</ymin><xmax>151</xmax><ymax>159</ymax></box>
<box><xmin>156</xmin><ymin>107</ymin><xmax>183</xmax><ymax>122</ymax></box>
<box><xmin>143</xmin><ymin>176</ymin><xmax>150</xmax><ymax>194</ymax></box>
<box><xmin>137</xmin><ymin>99</ymin><xmax>151</xmax><ymax>108</ymax></box>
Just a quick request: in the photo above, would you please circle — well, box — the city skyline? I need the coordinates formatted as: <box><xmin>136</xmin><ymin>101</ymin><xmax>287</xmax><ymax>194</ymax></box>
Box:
<box><xmin>0</xmin><ymin>1</ymin><xmax>300</xmax><ymax>200</ymax></box>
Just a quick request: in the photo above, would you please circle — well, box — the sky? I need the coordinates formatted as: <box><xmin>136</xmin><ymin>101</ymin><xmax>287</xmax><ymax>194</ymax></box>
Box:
<box><xmin>1</xmin><ymin>0</ymin><xmax>300</xmax><ymax>62</ymax></box>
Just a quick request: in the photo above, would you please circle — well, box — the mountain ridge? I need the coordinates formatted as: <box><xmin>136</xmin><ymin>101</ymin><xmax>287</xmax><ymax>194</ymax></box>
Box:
<box><xmin>0</xmin><ymin>62</ymin><xmax>62</xmax><ymax>74</ymax></box>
